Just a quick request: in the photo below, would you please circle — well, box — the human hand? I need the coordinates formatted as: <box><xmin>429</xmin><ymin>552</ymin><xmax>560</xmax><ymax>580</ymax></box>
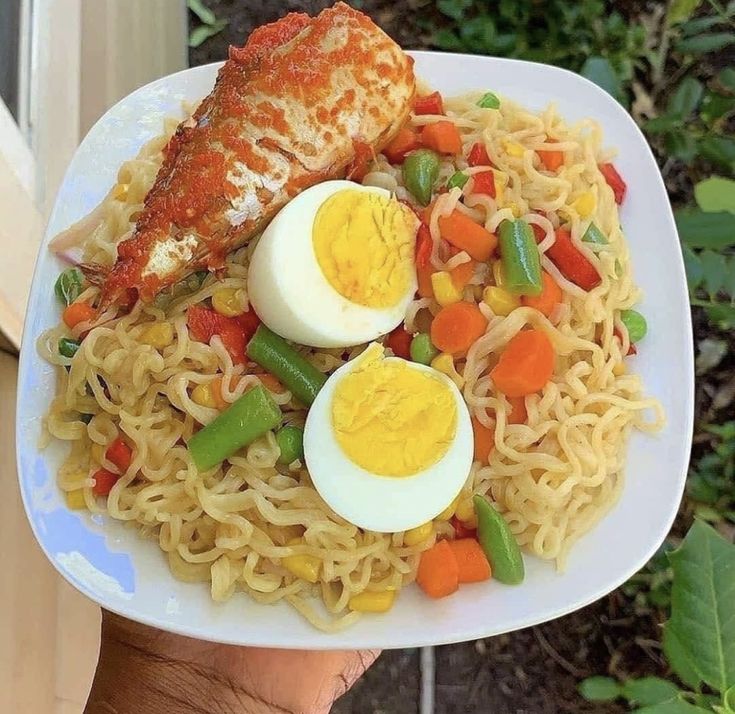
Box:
<box><xmin>85</xmin><ymin>610</ymin><xmax>379</xmax><ymax>714</ymax></box>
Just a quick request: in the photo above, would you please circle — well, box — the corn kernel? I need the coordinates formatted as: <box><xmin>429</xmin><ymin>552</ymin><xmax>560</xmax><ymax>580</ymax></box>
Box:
<box><xmin>191</xmin><ymin>382</ymin><xmax>219</xmax><ymax>409</ymax></box>
<box><xmin>139</xmin><ymin>322</ymin><xmax>174</xmax><ymax>349</ymax></box>
<box><xmin>404</xmin><ymin>521</ymin><xmax>434</xmax><ymax>546</ymax></box>
<box><xmin>348</xmin><ymin>589</ymin><xmax>397</xmax><ymax>613</ymax></box>
<box><xmin>455</xmin><ymin>496</ymin><xmax>476</xmax><ymax>524</ymax></box>
<box><xmin>483</xmin><ymin>286</ymin><xmax>520</xmax><ymax>317</ymax></box>
<box><xmin>431</xmin><ymin>353</ymin><xmax>465</xmax><ymax>389</ymax></box>
<box><xmin>435</xmin><ymin>495</ymin><xmax>459</xmax><ymax>521</ymax></box>
<box><xmin>282</xmin><ymin>541</ymin><xmax>321</xmax><ymax>583</ymax></box>
<box><xmin>572</xmin><ymin>191</ymin><xmax>596</xmax><ymax>219</ymax></box>
<box><xmin>212</xmin><ymin>287</ymin><xmax>246</xmax><ymax>317</ymax></box>
<box><xmin>612</xmin><ymin>362</ymin><xmax>626</xmax><ymax>376</ymax></box>
<box><xmin>431</xmin><ymin>271</ymin><xmax>463</xmax><ymax>306</ymax></box>
<box><xmin>491</xmin><ymin>170</ymin><xmax>508</xmax><ymax>204</ymax></box>
<box><xmin>65</xmin><ymin>489</ymin><xmax>87</xmax><ymax>510</ymax></box>
<box><xmin>504</xmin><ymin>140</ymin><xmax>525</xmax><ymax>158</ymax></box>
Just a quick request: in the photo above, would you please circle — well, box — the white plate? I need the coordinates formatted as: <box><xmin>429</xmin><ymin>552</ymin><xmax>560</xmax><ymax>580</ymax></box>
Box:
<box><xmin>16</xmin><ymin>52</ymin><xmax>694</xmax><ymax>649</ymax></box>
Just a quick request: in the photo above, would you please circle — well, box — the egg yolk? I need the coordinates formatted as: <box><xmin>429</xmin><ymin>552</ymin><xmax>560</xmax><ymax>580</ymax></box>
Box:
<box><xmin>331</xmin><ymin>345</ymin><xmax>457</xmax><ymax>477</ymax></box>
<box><xmin>312</xmin><ymin>190</ymin><xmax>416</xmax><ymax>308</ymax></box>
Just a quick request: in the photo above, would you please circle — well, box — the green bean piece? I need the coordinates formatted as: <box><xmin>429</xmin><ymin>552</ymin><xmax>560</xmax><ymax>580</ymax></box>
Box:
<box><xmin>498</xmin><ymin>220</ymin><xmax>543</xmax><ymax>296</ymax></box>
<box><xmin>247</xmin><ymin>326</ymin><xmax>327</xmax><ymax>406</ymax></box>
<box><xmin>477</xmin><ymin>91</ymin><xmax>500</xmax><ymax>109</ymax></box>
<box><xmin>276</xmin><ymin>425</ymin><xmax>305</xmax><ymax>465</ymax></box>
<box><xmin>473</xmin><ymin>495</ymin><xmax>525</xmax><ymax>585</ymax></box>
<box><xmin>188</xmin><ymin>385</ymin><xmax>282</xmax><ymax>471</ymax></box>
<box><xmin>54</xmin><ymin>268</ymin><xmax>84</xmax><ymax>306</ymax></box>
<box><xmin>582</xmin><ymin>222</ymin><xmax>608</xmax><ymax>245</ymax></box>
<box><xmin>402</xmin><ymin>149</ymin><xmax>440</xmax><ymax>206</ymax></box>
<box><xmin>409</xmin><ymin>333</ymin><xmax>439</xmax><ymax>365</ymax></box>
<box><xmin>621</xmin><ymin>309</ymin><xmax>647</xmax><ymax>343</ymax></box>
<box><xmin>446</xmin><ymin>171</ymin><xmax>469</xmax><ymax>191</ymax></box>
<box><xmin>58</xmin><ymin>337</ymin><xmax>80</xmax><ymax>358</ymax></box>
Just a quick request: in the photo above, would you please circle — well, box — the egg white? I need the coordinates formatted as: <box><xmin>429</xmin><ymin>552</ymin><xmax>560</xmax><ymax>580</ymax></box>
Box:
<box><xmin>303</xmin><ymin>349</ymin><xmax>474</xmax><ymax>533</ymax></box>
<box><xmin>247</xmin><ymin>180</ymin><xmax>418</xmax><ymax>349</ymax></box>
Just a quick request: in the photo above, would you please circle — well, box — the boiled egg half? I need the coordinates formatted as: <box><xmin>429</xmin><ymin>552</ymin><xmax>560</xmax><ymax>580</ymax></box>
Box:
<box><xmin>303</xmin><ymin>343</ymin><xmax>473</xmax><ymax>532</ymax></box>
<box><xmin>248</xmin><ymin>180</ymin><xmax>419</xmax><ymax>348</ymax></box>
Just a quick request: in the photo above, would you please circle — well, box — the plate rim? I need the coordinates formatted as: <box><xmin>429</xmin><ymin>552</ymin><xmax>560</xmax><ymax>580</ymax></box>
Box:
<box><xmin>15</xmin><ymin>50</ymin><xmax>694</xmax><ymax>649</ymax></box>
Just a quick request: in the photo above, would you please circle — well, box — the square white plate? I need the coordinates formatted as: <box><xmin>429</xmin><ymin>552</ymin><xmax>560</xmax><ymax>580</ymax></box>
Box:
<box><xmin>16</xmin><ymin>51</ymin><xmax>694</xmax><ymax>649</ymax></box>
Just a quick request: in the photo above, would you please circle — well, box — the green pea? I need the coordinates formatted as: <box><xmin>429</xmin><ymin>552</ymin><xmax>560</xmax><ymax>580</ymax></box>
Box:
<box><xmin>276</xmin><ymin>425</ymin><xmax>304</xmax><ymax>465</ymax></box>
<box><xmin>54</xmin><ymin>268</ymin><xmax>84</xmax><ymax>306</ymax></box>
<box><xmin>446</xmin><ymin>171</ymin><xmax>469</xmax><ymax>190</ymax></box>
<box><xmin>473</xmin><ymin>495</ymin><xmax>525</xmax><ymax>585</ymax></box>
<box><xmin>402</xmin><ymin>149</ymin><xmax>440</xmax><ymax>206</ymax></box>
<box><xmin>582</xmin><ymin>222</ymin><xmax>608</xmax><ymax>245</ymax></box>
<box><xmin>621</xmin><ymin>309</ymin><xmax>647</xmax><ymax>343</ymax></box>
<box><xmin>477</xmin><ymin>92</ymin><xmax>500</xmax><ymax>109</ymax></box>
<box><xmin>409</xmin><ymin>333</ymin><xmax>439</xmax><ymax>365</ymax></box>
<box><xmin>58</xmin><ymin>337</ymin><xmax>80</xmax><ymax>358</ymax></box>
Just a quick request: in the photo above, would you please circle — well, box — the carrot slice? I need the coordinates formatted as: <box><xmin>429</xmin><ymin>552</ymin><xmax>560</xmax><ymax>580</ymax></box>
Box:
<box><xmin>507</xmin><ymin>396</ymin><xmax>527</xmax><ymax>425</ymax></box>
<box><xmin>490</xmin><ymin>329</ymin><xmax>555</xmax><ymax>397</ymax></box>
<box><xmin>421</xmin><ymin>121</ymin><xmax>462</xmax><ymax>155</ymax></box>
<box><xmin>471</xmin><ymin>417</ymin><xmax>494</xmax><ymax>463</ymax></box>
<box><xmin>521</xmin><ymin>271</ymin><xmax>562</xmax><ymax>317</ymax></box>
<box><xmin>383</xmin><ymin>126</ymin><xmax>422</xmax><ymax>164</ymax></box>
<box><xmin>450</xmin><ymin>260</ymin><xmax>476</xmax><ymax>290</ymax></box>
<box><xmin>448</xmin><ymin>538</ymin><xmax>492</xmax><ymax>583</ymax></box>
<box><xmin>538</xmin><ymin>147</ymin><xmax>564</xmax><ymax>172</ymax></box>
<box><xmin>63</xmin><ymin>302</ymin><xmax>96</xmax><ymax>329</ymax></box>
<box><xmin>416</xmin><ymin>539</ymin><xmax>459</xmax><ymax>598</ymax></box>
<box><xmin>438</xmin><ymin>211</ymin><xmax>497</xmax><ymax>262</ymax></box>
<box><xmin>430</xmin><ymin>302</ymin><xmax>488</xmax><ymax>355</ymax></box>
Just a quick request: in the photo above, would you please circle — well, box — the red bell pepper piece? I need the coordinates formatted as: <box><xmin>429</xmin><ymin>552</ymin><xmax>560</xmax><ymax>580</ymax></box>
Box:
<box><xmin>544</xmin><ymin>229</ymin><xmax>601</xmax><ymax>291</ymax></box>
<box><xmin>415</xmin><ymin>224</ymin><xmax>432</xmax><ymax>269</ymax></box>
<box><xmin>105</xmin><ymin>437</ymin><xmax>132</xmax><ymax>473</ymax></box>
<box><xmin>470</xmin><ymin>171</ymin><xmax>496</xmax><ymax>198</ymax></box>
<box><xmin>187</xmin><ymin>305</ymin><xmax>260</xmax><ymax>364</ymax></box>
<box><xmin>451</xmin><ymin>516</ymin><xmax>477</xmax><ymax>539</ymax></box>
<box><xmin>92</xmin><ymin>468</ymin><xmax>119</xmax><ymax>497</ymax></box>
<box><xmin>386</xmin><ymin>325</ymin><xmax>413</xmax><ymax>360</ymax></box>
<box><xmin>614</xmin><ymin>327</ymin><xmax>637</xmax><ymax>355</ymax></box>
<box><xmin>413</xmin><ymin>91</ymin><xmax>444</xmax><ymax>116</ymax></box>
<box><xmin>467</xmin><ymin>141</ymin><xmax>492</xmax><ymax>167</ymax></box>
<box><xmin>599</xmin><ymin>163</ymin><xmax>627</xmax><ymax>204</ymax></box>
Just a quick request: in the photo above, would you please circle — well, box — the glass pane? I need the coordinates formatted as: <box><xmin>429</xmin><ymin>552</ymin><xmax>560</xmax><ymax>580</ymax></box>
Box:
<box><xmin>0</xmin><ymin>0</ymin><xmax>21</xmax><ymax>121</ymax></box>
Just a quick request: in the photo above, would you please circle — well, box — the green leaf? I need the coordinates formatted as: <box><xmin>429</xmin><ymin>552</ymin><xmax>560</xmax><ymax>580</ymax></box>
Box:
<box><xmin>635</xmin><ymin>697</ymin><xmax>712</xmax><ymax>713</ymax></box>
<box><xmin>188</xmin><ymin>19</ymin><xmax>227</xmax><ymax>48</ymax></box>
<box><xmin>187</xmin><ymin>0</ymin><xmax>216</xmax><ymax>26</ymax></box>
<box><xmin>701</xmin><ymin>250</ymin><xmax>729</xmax><ymax>296</ymax></box>
<box><xmin>437</xmin><ymin>0</ymin><xmax>473</xmax><ymax>21</ymax></box>
<box><xmin>578</xmin><ymin>676</ymin><xmax>622</xmax><ymax>701</ymax></box>
<box><xmin>666</xmin><ymin>130</ymin><xmax>698</xmax><ymax>161</ymax></box>
<box><xmin>675</xmin><ymin>209</ymin><xmax>735</xmax><ymax>248</ymax></box>
<box><xmin>668</xmin><ymin>77</ymin><xmax>705</xmax><ymax>118</ymax></box>
<box><xmin>696</xmin><ymin>178</ymin><xmax>735</xmax><ymax>213</ymax></box>
<box><xmin>644</xmin><ymin>116</ymin><xmax>682</xmax><ymax>134</ymax></box>
<box><xmin>682</xmin><ymin>244</ymin><xmax>704</xmax><ymax>289</ymax></box>
<box><xmin>666</xmin><ymin>520</ymin><xmax>735</xmax><ymax>693</ymax></box>
<box><xmin>720</xmin><ymin>68</ymin><xmax>735</xmax><ymax>93</ymax></box>
<box><xmin>699</xmin><ymin>136</ymin><xmax>735</xmax><ymax>171</ymax></box>
<box><xmin>701</xmin><ymin>92</ymin><xmax>735</xmax><ymax>125</ymax></box>
<box><xmin>676</xmin><ymin>33</ymin><xmax>735</xmax><ymax>54</ymax></box>
<box><xmin>664</xmin><ymin>622</ymin><xmax>703</xmax><ymax>688</ymax></box>
<box><xmin>724</xmin><ymin>684</ymin><xmax>735</xmax><ymax>712</ymax></box>
<box><xmin>621</xmin><ymin>677</ymin><xmax>681</xmax><ymax>705</ymax></box>
<box><xmin>580</xmin><ymin>57</ymin><xmax>623</xmax><ymax>102</ymax></box>
<box><xmin>705</xmin><ymin>303</ymin><xmax>735</xmax><ymax>329</ymax></box>
<box><xmin>680</xmin><ymin>16</ymin><xmax>724</xmax><ymax>35</ymax></box>
<box><xmin>668</xmin><ymin>0</ymin><xmax>703</xmax><ymax>25</ymax></box>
